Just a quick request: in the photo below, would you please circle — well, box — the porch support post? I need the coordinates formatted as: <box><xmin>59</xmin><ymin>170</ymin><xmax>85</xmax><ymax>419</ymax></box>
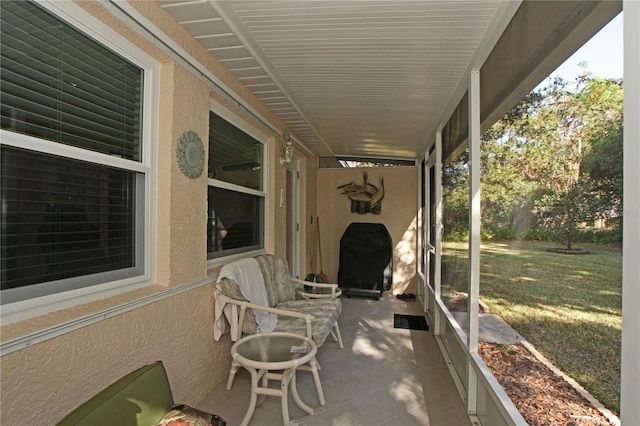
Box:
<box><xmin>434</xmin><ymin>130</ymin><xmax>443</xmax><ymax>335</ymax></box>
<box><xmin>466</xmin><ymin>68</ymin><xmax>481</xmax><ymax>414</ymax></box>
<box><xmin>621</xmin><ymin>1</ymin><xmax>640</xmax><ymax>424</ymax></box>
<box><xmin>418</xmin><ymin>154</ymin><xmax>424</xmax><ymax>301</ymax></box>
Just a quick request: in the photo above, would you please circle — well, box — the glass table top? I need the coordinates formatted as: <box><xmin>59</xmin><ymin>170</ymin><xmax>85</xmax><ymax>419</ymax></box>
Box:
<box><xmin>235</xmin><ymin>333</ymin><xmax>313</xmax><ymax>364</ymax></box>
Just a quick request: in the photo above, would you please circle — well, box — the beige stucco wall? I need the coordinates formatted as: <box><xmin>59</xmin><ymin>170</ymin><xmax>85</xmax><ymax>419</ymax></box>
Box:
<box><xmin>159</xmin><ymin>63</ymin><xmax>210</xmax><ymax>287</ymax></box>
<box><xmin>0</xmin><ymin>1</ymin><xmax>297</xmax><ymax>424</ymax></box>
<box><xmin>0</xmin><ymin>285</ymin><xmax>231</xmax><ymax>423</ymax></box>
<box><xmin>317</xmin><ymin>167</ymin><xmax>419</xmax><ymax>295</ymax></box>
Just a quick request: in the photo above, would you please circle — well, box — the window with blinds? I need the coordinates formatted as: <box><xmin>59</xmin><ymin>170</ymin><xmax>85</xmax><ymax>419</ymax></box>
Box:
<box><xmin>207</xmin><ymin>111</ymin><xmax>265</xmax><ymax>260</ymax></box>
<box><xmin>0</xmin><ymin>0</ymin><xmax>146</xmax><ymax>304</ymax></box>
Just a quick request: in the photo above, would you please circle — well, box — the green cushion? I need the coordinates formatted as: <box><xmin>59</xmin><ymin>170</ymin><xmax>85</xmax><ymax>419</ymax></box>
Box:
<box><xmin>57</xmin><ymin>361</ymin><xmax>174</xmax><ymax>426</ymax></box>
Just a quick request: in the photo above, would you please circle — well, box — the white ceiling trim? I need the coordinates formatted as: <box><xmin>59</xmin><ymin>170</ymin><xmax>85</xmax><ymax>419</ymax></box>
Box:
<box><xmin>99</xmin><ymin>1</ymin><xmax>284</xmax><ymax>145</ymax></box>
<box><xmin>208</xmin><ymin>0</ymin><xmax>334</xmax><ymax>156</ymax></box>
<box><xmin>158</xmin><ymin>0</ymin><xmax>527</xmax><ymax>160</ymax></box>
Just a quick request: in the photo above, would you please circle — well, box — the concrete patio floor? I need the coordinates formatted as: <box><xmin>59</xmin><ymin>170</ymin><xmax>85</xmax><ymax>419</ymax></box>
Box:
<box><xmin>197</xmin><ymin>293</ymin><xmax>473</xmax><ymax>425</ymax></box>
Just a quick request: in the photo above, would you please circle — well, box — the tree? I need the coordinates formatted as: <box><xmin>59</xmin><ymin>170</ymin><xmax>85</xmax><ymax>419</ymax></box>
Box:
<box><xmin>442</xmin><ymin>149</ymin><xmax>470</xmax><ymax>238</ymax></box>
<box><xmin>534</xmin><ymin>180</ymin><xmax>597</xmax><ymax>249</ymax></box>
<box><xmin>579</xmin><ymin>78</ymin><xmax>624</xmax><ymax>223</ymax></box>
<box><xmin>481</xmin><ymin>92</ymin><xmax>546</xmax><ymax>236</ymax></box>
<box><xmin>479</xmin><ymin>75</ymin><xmax>623</xmax><ymax>248</ymax></box>
<box><xmin>531</xmin><ymin>77</ymin><xmax>623</xmax><ymax>248</ymax></box>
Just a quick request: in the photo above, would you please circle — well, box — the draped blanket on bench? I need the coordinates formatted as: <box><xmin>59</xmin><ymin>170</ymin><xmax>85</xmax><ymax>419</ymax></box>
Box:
<box><xmin>213</xmin><ymin>254</ymin><xmax>343</xmax><ymax>348</ymax></box>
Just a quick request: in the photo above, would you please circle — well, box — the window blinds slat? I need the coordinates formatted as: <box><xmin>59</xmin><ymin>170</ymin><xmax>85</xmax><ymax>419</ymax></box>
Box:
<box><xmin>0</xmin><ymin>0</ymin><xmax>142</xmax><ymax>161</ymax></box>
<box><xmin>2</xmin><ymin>193</ymin><xmax>136</xmax><ymax>212</ymax></box>
<box><xmin>1</xmin><ymin>92</ymin><xmax>140</xmax><ymax>157</ymax></box>
<box><xmin>1</xmin><ymin>63</ymin><xmax>141</xmax><ymax>158</ymax></box>
<box><xmin>1</xmin><ymin>84</ymin><xmax>141</xmax><ymax>140</ymax></box>
<box><xmin>1</xmin><ymin>65</ymin><xmax>141</xmax><ymax>125</ymax></box>
<box><xmin>1</xmin><ymin>2</ymin><xmax>142</xmax><ymax>93</ymax></box>
<box><xmin>208</xmin><ymin>112</ymin><xmax>263</xmax><ymax>190</ymax></box>
<box><xmin>1</xmin><ymin>36</ymin><xmax>142</xmax><ymax>110</ymax></box>
<box><xmin>4</xmin><ymin>255</ymin><xmax>134</xmax><ymax>286</ymax></box>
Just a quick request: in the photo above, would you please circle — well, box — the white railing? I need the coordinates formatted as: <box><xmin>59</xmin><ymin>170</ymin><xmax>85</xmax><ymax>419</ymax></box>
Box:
<box><xmin>423</xmin><ymin>288</ymin><xmax>527</xmax><ymax>426</ymax></box>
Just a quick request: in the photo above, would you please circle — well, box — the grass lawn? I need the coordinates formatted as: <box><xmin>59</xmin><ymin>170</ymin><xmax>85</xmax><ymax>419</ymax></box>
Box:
<box><xmin>442</xmin><ymin>240</ymin><xmax>622</xmax><ymax>413</ymax></box>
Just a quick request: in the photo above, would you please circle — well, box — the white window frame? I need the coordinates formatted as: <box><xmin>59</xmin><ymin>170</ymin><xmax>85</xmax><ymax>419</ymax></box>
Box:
<box><xmin>0</xmin><ymin>0</ymin><xmax>159</xmax><ymax>324</ymax></box>
<box><xmin>207</xmin><ymin>100</ymin><xmax>268</xmax><ymax>268</ymax></box>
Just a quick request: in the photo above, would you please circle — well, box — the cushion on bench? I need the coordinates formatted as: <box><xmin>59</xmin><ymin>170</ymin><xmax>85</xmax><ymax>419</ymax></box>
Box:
<box><xmin>57</xmin><ymin>362</ymin><xmax>226</xmax><ymax>426</ymax></box>
<box><xmin>57</xmin><ymin>361</ymin><xmax>173</xmax><ymax>426</ymax></box>
<box><xmin>217</xmin><ymin>254</ymin><xmax>342</xmax><ymax>347</ymax></box>
<box><xmin>275</xmin><ymin>298</ymin><xmax>342</xmax><ymax>346</ymax></box>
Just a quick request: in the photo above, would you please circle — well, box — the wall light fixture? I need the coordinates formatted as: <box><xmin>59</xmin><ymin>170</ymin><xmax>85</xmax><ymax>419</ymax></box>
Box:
<box><xmin>280</xmin><ymin>141</ymin><xmax>294</xmax><ymax>164</ymax></box>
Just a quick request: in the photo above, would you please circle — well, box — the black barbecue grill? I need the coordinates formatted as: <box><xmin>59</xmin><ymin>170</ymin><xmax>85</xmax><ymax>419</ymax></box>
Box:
<box><xmin>337</xmin><ymin>222</ymin><xmax>392</xmax><ymax>299</ymax></box>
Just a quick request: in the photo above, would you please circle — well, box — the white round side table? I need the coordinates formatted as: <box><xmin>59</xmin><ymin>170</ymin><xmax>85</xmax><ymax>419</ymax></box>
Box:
<box><xmin>227</xmin><ymin>332</ymin><xmax>321</xmax><ymax>426</ymax></box>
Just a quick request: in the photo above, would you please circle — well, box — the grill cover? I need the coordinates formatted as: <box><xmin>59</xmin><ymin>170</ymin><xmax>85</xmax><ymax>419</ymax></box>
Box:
<box><xmin>338</xmin><ymin>223</ymin><xmax>392</xmax><ymax>295</ymax></box>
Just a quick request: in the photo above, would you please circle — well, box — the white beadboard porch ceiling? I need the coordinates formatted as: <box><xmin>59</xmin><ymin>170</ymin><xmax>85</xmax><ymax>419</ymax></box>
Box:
<box><xmin>159</xmin><ymin>0</ymin><xmax>511</xmax><ymax>159</ymax></box>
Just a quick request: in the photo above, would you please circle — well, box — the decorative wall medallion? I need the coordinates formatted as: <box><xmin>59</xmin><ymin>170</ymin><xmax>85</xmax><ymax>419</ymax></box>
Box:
<box><xmin>176</xmin><ymin>130</ymin><xmax>205</xmax><ymax>179</ymax></box>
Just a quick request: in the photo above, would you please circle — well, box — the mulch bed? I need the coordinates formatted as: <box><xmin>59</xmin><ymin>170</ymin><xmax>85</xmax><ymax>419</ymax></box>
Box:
<box><xmin>443</xmin><ymin>294</ymin><xmax>615</xmax><ymax>425</ymax></box>
<box><xmin>478</xmin><ymin>342</ymin><xmax>614</xmax><ymax>425</ymax></box>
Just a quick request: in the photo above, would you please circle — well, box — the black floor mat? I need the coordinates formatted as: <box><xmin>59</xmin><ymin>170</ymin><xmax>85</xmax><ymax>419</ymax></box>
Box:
<box><xmin>394</xmin><ymin>314</ymin><xmax>430</xmax><ymax>330</ymax></box>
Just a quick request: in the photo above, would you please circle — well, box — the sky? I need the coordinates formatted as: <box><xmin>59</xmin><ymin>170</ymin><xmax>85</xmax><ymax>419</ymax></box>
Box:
<box><xmin>543</xmin><ymin>12</ymin><xmax>624</xmax><ymax>84</ymax></box>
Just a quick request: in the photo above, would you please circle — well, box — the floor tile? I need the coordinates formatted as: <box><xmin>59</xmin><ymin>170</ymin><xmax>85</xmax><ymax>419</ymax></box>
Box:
<box><xmin>198</xmin><ymin>293</ymin><xmax>471</xmax><ymax>425</ymax></box>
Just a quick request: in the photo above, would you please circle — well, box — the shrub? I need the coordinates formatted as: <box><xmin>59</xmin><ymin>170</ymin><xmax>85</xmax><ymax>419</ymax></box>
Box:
<box><xmin>576</xmin><ymin>228</ymin><xmax>622</xmax><ymax>244</ymax></box>
<box><xmin>519</xmin><ymin>229</ymin><xmax>549</xmax><ymax>241</ymax></box>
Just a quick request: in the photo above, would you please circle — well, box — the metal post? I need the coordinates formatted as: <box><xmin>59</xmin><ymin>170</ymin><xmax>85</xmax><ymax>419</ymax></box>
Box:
<box><xmin>621</xmin><ymin>2</ymin><xmax>640</xmax><ymax>424</ymax></box>
<box><xmin>434</xmin><ymin>131</ymin><xmax>443</xmax><ymax>335</ymax></box>
<box><xmin>467</xmin><ymin>68</ymin><xmax>481</xmax><ymax>414</ymax></box>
